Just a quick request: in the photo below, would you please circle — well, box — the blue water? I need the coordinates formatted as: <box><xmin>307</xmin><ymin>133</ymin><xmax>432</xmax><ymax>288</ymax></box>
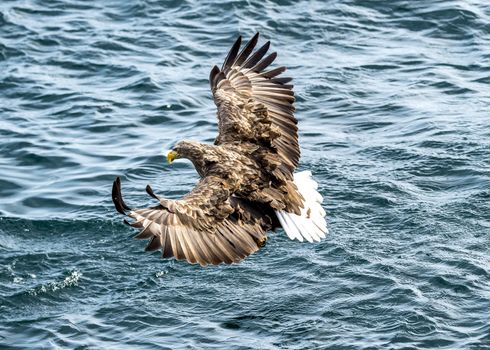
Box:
<box><xmin>1</xmin><ymin>0</ymin><xmax>489</xmax><ymax>348</ymax></box>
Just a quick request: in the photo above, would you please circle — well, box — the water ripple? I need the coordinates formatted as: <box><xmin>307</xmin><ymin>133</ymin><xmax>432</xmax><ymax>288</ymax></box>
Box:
<box><xmin>1</xmin><ymin>0</ymin><xmax>489</xmax><ymax>348</ymax></box>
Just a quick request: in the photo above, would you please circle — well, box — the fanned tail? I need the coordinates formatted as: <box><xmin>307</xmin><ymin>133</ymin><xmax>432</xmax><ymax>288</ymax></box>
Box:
<box><xmin>275</xmin><ymin>171</ymin><xmax>327</xmax><ymax>242</ymax></box>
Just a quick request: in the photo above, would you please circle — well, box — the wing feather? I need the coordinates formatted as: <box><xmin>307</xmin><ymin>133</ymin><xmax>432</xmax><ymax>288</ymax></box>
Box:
<box><xmin>222</xmin><ymin>36</ymin><xmax>242</xmax><ymax>71</ymax></box>
<box><xmin>112</xmin><ymin>177</ymin><xmax>268</xmax><ymax>266</ymax></box>
<box><xmin>161</xmin><ymin>227</ymin><xmax>173</xmax><ymax>258</ymax></box>
<box><xmin>250</xmin><ymin>52</ymin><xmax>277</xmax><ymax>72</ymax></box>
<box><xmin>243</xmin><ymin>41</ymin><xmax>270</xmax><ymax>68</ymax></box>
<box><xmin>262</xmin><ymin>66</ymin><xmax>286</xmax><ymax>78</ymax></box>
<box><xmin>145</xmin><ymin>235</ymin><xmax>161</xmax><ymax>251</ymax></box>
<box><xmin>211</xmin><ymin>33</ymin><xmax>299</xmax><ymax>174</ymax></box>
<box><xmin>234</xmin><ymin>32</ymin><xmax>259</xmax><ymax>66</ymax></box>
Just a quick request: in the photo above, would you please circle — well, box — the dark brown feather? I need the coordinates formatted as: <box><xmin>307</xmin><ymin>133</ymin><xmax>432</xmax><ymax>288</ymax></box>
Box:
<box><xmin>145</xmin><ymin>236</ymin><xmax>161</xmax><ymax>251</ymax></box>
<box><xmin>243</xmin><ymin>41</ymin><xmax>270</xmax><ymax>69</ymax></box>
<box><xmin>251</xmin><ymin>52</ymin><xmax>277</xmax><ymax>72</ymax></box>
<box><xmin>112</xmin><ymin>177</ymin><xmax>130</xmax><ymax>214</ymax></box>
<box><xmin>222</xmin><ymin>36</ymin><xmax>241</xmax><ymax>71</ymax></box>
<box><xmin>209</xmin><ymin>65</ymin><xmax>220</xmax><ymax>90</ymax></box>
<box><xmin>234</xmin><ymin>32</ymin><xmax>259</xmax><ymax>66</ymax></box>
<box><xmin>262</xmin><ymin>66</ymin><xmax>286</xmax><ymax>78</ymax></box>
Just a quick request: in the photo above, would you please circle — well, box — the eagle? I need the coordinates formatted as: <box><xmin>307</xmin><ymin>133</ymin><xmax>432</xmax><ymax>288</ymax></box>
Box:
<box><xmin>112</xmin><ymin>33</ymin><xmax>327</xmax><ymax>266</ymax></box>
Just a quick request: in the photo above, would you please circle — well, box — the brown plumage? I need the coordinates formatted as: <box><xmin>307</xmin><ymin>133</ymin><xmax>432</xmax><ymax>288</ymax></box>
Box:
<box><xmin>113</xmin><ymin>33</ymin><xmax>326</xmax><ymax>266</ymax></box>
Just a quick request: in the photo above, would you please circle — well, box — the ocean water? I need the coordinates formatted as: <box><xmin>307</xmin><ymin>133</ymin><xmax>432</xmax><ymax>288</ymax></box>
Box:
<box><xmin>1</xmin><ymin>0</ymin><xmax>489</xmax><ymax>348</ymax></box>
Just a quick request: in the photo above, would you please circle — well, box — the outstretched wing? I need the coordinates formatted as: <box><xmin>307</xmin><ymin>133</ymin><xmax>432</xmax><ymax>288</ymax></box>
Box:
<box><xmin>209</xmin><ymin>33</ymin><xmax>299</xmax><ymax>176</ymax></box>
<box><xmin>112</xmin><ymin>177</ymin><xmax>269</xmax><ymax>266</ymax></box>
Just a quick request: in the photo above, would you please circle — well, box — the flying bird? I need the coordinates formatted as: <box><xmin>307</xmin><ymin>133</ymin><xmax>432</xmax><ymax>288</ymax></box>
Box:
<box><xmin>112</xmin><ymin>33</ymin><xmax>327</xmax><ymax>266</ymax></box>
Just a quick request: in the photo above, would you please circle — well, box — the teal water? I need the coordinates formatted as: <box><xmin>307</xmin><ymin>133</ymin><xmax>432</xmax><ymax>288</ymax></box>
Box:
<box><xmin>1</xmin><ymin>0</ymin><xmax>489</xmax><ymax>349</ymax></box>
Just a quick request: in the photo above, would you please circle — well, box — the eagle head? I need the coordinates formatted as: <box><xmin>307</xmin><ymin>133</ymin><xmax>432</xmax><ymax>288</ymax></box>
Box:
<box><xmin>167</xmin><ymin>140</ymin><xmax>204</xmax><ymax>164</ymax></box>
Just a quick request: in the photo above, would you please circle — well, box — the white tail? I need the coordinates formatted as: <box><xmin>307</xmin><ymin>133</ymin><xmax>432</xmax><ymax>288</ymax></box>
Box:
<box><xmin>275</xmin><ymin>171</ymin><xmax>327</xmax><ymax>242</ymax></box>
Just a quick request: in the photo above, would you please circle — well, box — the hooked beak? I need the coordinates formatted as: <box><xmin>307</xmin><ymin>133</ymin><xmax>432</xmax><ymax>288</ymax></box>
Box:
<box><xmin>167</xmin><ymin>150</ymin><xmax>178</xmax><ymax>164</ymax></box>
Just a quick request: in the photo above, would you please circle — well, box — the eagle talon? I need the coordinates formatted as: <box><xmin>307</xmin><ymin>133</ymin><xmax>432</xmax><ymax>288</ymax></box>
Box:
<box><xmin>257</xmin><ymin>236</ymin><xmax>268</xmax><ymax>248</ymax></box>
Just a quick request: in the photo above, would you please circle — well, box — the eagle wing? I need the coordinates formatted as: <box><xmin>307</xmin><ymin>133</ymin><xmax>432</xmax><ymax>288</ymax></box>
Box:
<box><xmin>112</xmin><ymin>177</ymin><xmax>269</xmax><ymax>266</ymax></box>
<box><xmin>209</xmin><ymin>33</ymin><xmax>299</xmax><ymax>177</ymax></box>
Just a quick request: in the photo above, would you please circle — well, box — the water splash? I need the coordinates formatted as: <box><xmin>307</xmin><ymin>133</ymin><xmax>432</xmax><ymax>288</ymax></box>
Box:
<box><xmin>28</xmin><ymin>271</ymin><xmax>82</xmax><ymax>296</ymax></box>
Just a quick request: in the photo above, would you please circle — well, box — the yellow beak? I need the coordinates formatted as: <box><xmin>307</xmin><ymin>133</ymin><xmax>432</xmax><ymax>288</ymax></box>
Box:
<box><xmin>167</xmin><ymin>150</ymin><xmax>178</xmax><ymax>164</ymax></box>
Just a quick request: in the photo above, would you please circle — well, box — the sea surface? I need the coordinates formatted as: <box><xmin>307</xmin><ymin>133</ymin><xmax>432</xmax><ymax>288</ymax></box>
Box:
<box><xmin>1</xmin><ymin>0</ymin><xmax>489</xmax><ymax>349</ymax></box>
